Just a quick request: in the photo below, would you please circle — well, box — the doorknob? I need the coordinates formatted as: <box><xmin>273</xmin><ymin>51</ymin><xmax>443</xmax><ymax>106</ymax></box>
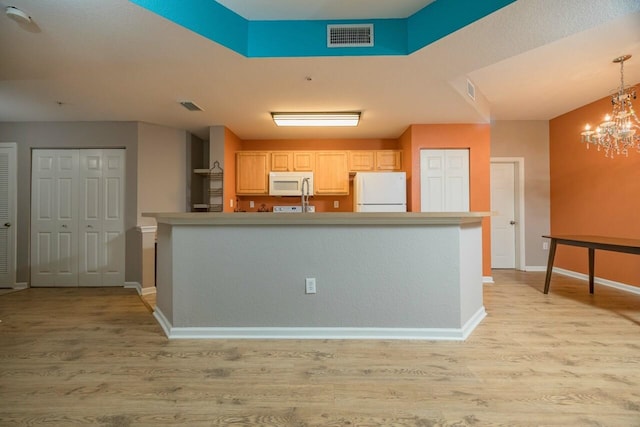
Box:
<box><xmin>61</xmin><ymin>224</ymin><xmax>68</xmax><ymax>228</ymax></box>
<box><xmin>3</xmin><ymin>222</ymin><xmax>10</xmax><ymax>227</ymax></box>
<box><xmin>509</xmin><ymin>220</ymin><xmax>516</xmax><ymax>225</ymax></box>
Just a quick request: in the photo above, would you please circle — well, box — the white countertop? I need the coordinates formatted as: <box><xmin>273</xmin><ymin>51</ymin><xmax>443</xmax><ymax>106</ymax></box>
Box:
<box><xmin>143</xmin><ymin>211</ymin><xmax>490</xmax><ymax>226</ymax></box>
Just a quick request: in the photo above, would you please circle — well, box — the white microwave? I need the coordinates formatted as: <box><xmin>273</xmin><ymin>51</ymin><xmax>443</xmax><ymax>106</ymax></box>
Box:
<box><xmin>269</xmin><ymin>172</ymin><xmax>314</xmax><ymax>196</ymax></box>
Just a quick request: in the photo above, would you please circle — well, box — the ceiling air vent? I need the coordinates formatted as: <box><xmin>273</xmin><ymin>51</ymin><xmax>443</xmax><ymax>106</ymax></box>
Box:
<box><xmin>327</xmin><ymin>24</ymin><xmax>374</xmax><ymax>48</ymax></box>
<box><xmin>179</xmin><ymin>101</ymin><xmax>203</xmax><ymax>112</ymax></box>
<box><xmin>466</xmin><ymin>79</ymin><xmax>476</xmax><ymax>101</ymax></box>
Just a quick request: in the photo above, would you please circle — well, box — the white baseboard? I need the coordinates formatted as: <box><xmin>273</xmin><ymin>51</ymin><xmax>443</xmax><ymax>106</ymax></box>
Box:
<box><xmin>153</xmin><ymin>306</ymin><xmax>487</xmax><ymax>341</ymax></box>
<box><xmin>125</xmin><ymin>281</ymin><xmax>156</xmax><ymax>296</ymax></box>
<box><xmin>524</xmin><ymin>266</ymin><xmax>547</xmax><ymax>272</ymax></box>
<box><xmin>483</xmin><ymin>276</ymin><xmax>494</xmax><ymax>284</ymax></box>
<box><xmin>552</xmin><ymin>267</ymin><xmax>640</xmax><ymax>296</ymax></box>
<box><xmin>13</xmin><ymin>282</ymin><xmax>28</xmax><ymax>290</ymax></box>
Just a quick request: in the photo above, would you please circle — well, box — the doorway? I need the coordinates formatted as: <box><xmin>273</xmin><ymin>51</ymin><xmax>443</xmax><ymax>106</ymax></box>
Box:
<box><xmin>490</xmin><ymin>158</ymin><xmax>525</xmax><ymax>270</ymax></box>
<box><xmin>31</xmin><ymin>149</ymin><xmax>126</xmax><ymax>287</ymax></box>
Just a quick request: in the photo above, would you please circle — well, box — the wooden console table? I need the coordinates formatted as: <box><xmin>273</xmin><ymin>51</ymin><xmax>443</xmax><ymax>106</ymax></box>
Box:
<box><xmin>542</xmin><ymin>235</ymin><xmax>640</xmax><ymax>294</ymax></box>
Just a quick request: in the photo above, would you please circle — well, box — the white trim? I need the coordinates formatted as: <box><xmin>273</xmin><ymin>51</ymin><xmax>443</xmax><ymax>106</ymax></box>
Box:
<box><xmin>525</xmin><ymin>266</ymin><xmax>547</xmax><ymax>272</ymax></box>
<box><xmin>124</xmin><ymin>281</ymin><xmax>141</xmax><ymax>294</ymax></box>
<box><xmin>490</xmin><ymin>157</ymin><xmax>526</xmax><ymax>270</ymax></box>
<box><xmin>153</xmin><ymin>306</ymin><xmax>487</xmax><ymax>341</ymax></box>
<box><xmin>483</xmin><ymin>276</ymin><xmax>494</xmax><ymax>284</ymax></box>
<box><xmin>13</xmin><ymin>282</ymin><xmax>28</xmax><ymax>290</ymax></box>
<box><xmin>136</xmin><ymin>225</ymin><xmax>157</xmax><ymax>233</ymax></box>
<box><xmin>552</xmin><ymin>267</ymin><xmax>640</xmax><ymax>296</ymax></box>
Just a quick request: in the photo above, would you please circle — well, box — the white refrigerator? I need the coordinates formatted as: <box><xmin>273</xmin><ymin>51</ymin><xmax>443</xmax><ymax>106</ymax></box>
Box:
<box><xmin>353</xmin><ymin>172</ymin><xmax>407</xmax><ymax>212</ymax></box>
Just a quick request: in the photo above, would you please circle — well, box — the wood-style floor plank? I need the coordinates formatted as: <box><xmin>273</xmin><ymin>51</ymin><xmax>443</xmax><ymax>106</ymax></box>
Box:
<box><xmin>1</xmin><ymin>271</ymin><xmax>640</xmax><ymax>426</ymax></box>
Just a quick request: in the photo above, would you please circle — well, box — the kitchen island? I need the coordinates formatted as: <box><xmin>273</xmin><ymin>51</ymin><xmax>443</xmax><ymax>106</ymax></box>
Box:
<box><xmin>144</xmin><ymin>212</ymin><xmax>489</xmax><ymax>340</ymax></box>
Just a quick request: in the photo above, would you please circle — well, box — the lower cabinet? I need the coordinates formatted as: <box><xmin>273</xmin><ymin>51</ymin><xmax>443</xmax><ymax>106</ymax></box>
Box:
<box><xmin>314</xmin><ymin>151</ymin><xmax>349</xmax><ymax>195</ymax></box>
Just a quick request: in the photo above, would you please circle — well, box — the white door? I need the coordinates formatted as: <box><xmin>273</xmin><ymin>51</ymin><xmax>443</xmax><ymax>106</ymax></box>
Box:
<box><xmin>490</xmin><ymin>162</ymin><xmax>516</xmax><ymax>268</ymax></box>
<box><xmin>31</xmin><ymin>150</ymin><xmax>79</xmax><ymax>286</ymax></box>
<box><xmin>78</xmin><ymin>150</ymin><xmax>125</xmax><ymax>286</ymax></box>
<box><xmin>32</xmin><ymin>149</ymin><xmax>125</xmax><ymax>287</ymax></box>
<box><xmin>420</xmin><ymin>149</ymin><xmax>469</xmax><ymax>212</ymax></box>
<box><xmin>0</xmin><ymin>143</ymin><xmax>17</xmax><ymax>288</ymax></box>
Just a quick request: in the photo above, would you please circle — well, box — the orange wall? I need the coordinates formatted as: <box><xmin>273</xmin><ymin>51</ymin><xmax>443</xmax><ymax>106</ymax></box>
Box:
<box><xmin>241</xmin><ymin>138</ymin><xmax>398</xmax><ymax>151</ymax></box>
<box><xmin>408</xmin><ymin>124</ymin><xmax>492</xmax><ymax>276</ymax></box>
<box><xmin>223</xmin><ymin>128</ymin><xmax>242</xmax><ymax>212</ymax></box>
<box><xmin>549</xmin><ymin>94</ymin><xmax>640</xmax><ymax>287</ymax></box>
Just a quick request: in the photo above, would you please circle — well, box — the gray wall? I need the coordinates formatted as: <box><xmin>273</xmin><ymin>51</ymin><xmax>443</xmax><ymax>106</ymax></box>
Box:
<box><xmin>490</xmin><ymin>120</ymin><xmax>550</xmax><ymax>269</ymax></box>
<box><xmin>0</xmin><ymin>121</ymin><xmax>190</xmax><ymax>285</ymax></box>
<box><xmin>0</xmin><ymin>122</ymin><xmax>138</xmax><ymax>283</ymax></box>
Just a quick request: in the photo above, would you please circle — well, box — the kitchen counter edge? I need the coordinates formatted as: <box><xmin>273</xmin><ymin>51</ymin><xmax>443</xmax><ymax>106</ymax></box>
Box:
<box><xmin>142</xmin><ymin>212</ymin><xmax>490</xmax><ymax>226</ymax></box>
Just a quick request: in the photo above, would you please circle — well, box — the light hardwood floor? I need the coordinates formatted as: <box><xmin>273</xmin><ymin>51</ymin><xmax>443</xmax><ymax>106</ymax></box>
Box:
<box><xmin>1</xmin><ymin>270</ymin><xmax>639</xmax><ymax>426</ymax></box>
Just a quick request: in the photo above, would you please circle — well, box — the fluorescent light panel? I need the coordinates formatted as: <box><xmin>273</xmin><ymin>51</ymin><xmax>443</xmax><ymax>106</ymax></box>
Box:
<box><xmin>272</xmin><ymin>112</ymin><xmax>360</xmax><ymax>127</ymax></box>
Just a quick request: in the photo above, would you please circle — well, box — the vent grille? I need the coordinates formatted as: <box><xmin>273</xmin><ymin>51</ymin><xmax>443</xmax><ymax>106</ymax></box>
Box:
<box><xmin>327</xmin><ymin>24</ymin><xmax>373</xmax><ymax>47</ymax></box>
<box><xmin>466</xmin><ymin>79</ymin><xmax>476</xmax><ymax>101</ymax></box>
<box><xmin>179</xmin><ymin>101</ymin><xmax>204</xmax><ymax>112</ymax></box>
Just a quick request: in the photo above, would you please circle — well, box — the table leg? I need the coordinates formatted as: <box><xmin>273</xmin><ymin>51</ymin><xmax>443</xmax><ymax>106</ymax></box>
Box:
<box><xmin>543</xmin><ymin>239</ymin><xmax>557</xmax><ymax>294</ymax></box>
<box><xmin>588</xmin><ymin>247</ymin><xmax>595</xmax><ymax>294</ymax></box>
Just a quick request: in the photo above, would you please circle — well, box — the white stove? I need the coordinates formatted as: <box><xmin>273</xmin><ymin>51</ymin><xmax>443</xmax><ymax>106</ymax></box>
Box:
<box><xmin>273</xmin><ymin>206</ymin><xmax>315</xmax><ymax>213</ymax></box>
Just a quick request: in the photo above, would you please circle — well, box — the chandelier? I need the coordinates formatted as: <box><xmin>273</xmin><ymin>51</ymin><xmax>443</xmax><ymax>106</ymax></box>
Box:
<box><xmin>580</xmin><ymin>54</ymin><xmax>640</xmax><ymax>158</ymax></box>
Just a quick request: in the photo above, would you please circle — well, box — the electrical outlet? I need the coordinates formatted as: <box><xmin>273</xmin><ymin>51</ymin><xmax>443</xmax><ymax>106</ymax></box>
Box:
<box><xmin>230</xmin><ymin>198</ymin><xmax>234</xmax><ymax>208</ymax></box>
<box><xmin>249</xmin><ymin>200</ymin><xmax>255</xmax><ymax>208</ymax></box>
<box><xmin>543</xmin><ymin>241</ymin><xmax>549</xmax><ymax>250</ymax></box>
<box><xmin>334</xmin><ymin>200</ymin><xmax>339</xmax><ymax>208</ymax></box>
<box><xmin>305</xmin><ymin>277</ymin><xmax>316</xmax><ymax>294</ymax></box>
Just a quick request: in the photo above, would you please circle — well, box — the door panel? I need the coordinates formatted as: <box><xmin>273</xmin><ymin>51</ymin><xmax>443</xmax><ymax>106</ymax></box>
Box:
<box><xmin>420</xmin><ymin>149</ymin><xmax>469</xmax><ymax>212</ymax></box>
<box><xmin>32</xmin><ymin>149</ymin><xmax>125</xmax><ymax>287</ymax></box>
<box><xmin>31</xmin><ymin>150</ymin><xmax>79</xmax><ymax>286</ymax></box>
<box><xmin>0</xmin><ymin>144</ymin><xmax>16</xmax><ymax>287</ymax></box>
<box><xmin>491</xmin><ymin>162</ymin><xmax>516</xmax><ymax>268</ymax></box>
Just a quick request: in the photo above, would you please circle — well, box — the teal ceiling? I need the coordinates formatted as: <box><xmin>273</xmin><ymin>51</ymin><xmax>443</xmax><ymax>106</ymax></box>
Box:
<box><xmin>130</xmin><ymin>0</ymin><xmax>516</xmax><ymax>57</ymax></box>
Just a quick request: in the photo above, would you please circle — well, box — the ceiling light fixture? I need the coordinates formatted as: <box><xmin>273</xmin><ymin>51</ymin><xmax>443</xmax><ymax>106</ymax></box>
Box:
<box><xmin>271</xmin><ymin>112</ymin><xmax>360</xmax><ymax>127</ymax></box>
<box><xmin>5</xmin><ymin>6</ymin><xmax>31</xmax><ymax>24</ymax></box>
<box><xmin>581</xmin><ymin>54</ymin><xmax>639</xmax><ymax>158</ymax></box>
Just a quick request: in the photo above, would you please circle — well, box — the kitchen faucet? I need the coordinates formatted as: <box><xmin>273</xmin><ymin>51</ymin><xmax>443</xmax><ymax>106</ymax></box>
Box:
<box><xmin>301</xmin><ymin>177</ymin><xmax>311</xmax><ymax>213</ymax></box>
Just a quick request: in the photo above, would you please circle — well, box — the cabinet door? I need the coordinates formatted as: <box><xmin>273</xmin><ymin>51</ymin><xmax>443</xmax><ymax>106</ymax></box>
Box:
<box><xmin>375</xmin><ymin>150</ymin><xmax>402</xmax><ymax>171</ymax></box>
<box><xmin>292</xmin><ymin>152</ymin><xmax>314</xmax><ymax>171</ymax></box>
<box><xmin>236</xmin><ymin>152</ymin><xmax>270</xmax><ymax>195</ymax></box>
<box><xmin>349</xmin><ymin>151</ymin><xmax>374</xmax><ymax>172</ymax></box>
<box><xmin>314</xmin><ymin>152</ymin><xmax>349</xmax><ymax>195</ymax></box>
<box><xmin>271</xmin><ymin>152</ymin><xmax>292</xmax><ymax>171</ymax></box>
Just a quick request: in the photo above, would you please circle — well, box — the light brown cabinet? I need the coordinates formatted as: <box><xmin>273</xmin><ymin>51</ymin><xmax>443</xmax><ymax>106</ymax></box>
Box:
<box><xmin>269</xmin><ymin>151</ymin><xmax>314</xmax><ymax>171</ymax></box>
<box><xmin>348</xmin><ymin>150</ymin><xmax>402</xmax><ymax>172</ymax></box>
<box><xmin>314</xmin><ymin>151</ymin><xmax>349</xmax><ymax>195</ymax></box>
<box><xmin>270</xmin><ymin>152</ymin><xmax>292</xmax><ymax>172</ymax></box>
<box><xmin>292</xmin><ymin>152</ymin><xmax>314</xmax><ymax>171</ymax></box>
<box><xmin>236</xmin><ymin>152</ymin><xmax>270</xmax><ymax>195</ymax></box>
<box><xmin>375</xmin><ymin>150</ymin><xmax>402</xmax><ymax>171</ymax></box>
<box><xmin>348</xmin><ymin>151</ymin><xmax>375</xmax><ymax>171</ymax></box>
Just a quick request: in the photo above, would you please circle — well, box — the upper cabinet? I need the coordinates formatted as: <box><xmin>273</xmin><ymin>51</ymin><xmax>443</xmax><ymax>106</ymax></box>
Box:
<box><xmin>292</xmin><ymin>152</ymin><xmax>314</xmax><ymax>171</ymax></box>
<box><xmin>348</xmin><ymin>150</ymin><xmax>402</xmax><ymax>172</ymax></box>
<box><xmin>375</xmin><ymin>150</ymin><xmax>402</xmax><ymax>171</ymax></box>
<box><xmin>270</xmin><ymin>151</ymin><xmax>314</xmax><ymax>172</ymax></box>
<box><xmin>270</xmin><ymin>152</ymin><xmax>292</xmax><ymax>172</ymax></box>
<box><xmin>236</xmin><ymin>152</ymin><xmax>270</xmax><ymax>195</ymax></box>
<box><xmin>314</xmin><ymin>151</ymin><xmax>349</xmax><ymax>195</ymax></box>
<box><xmin>348</xmin><ymin>151</ymin><xmax>375</xmax><ymax>171</ymax></box>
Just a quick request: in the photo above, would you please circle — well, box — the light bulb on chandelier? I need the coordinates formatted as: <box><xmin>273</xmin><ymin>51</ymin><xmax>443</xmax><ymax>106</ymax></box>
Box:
<box><xmin>581</xmin><ymin>54</ymin><xmax>640</xmax><ymax>158</ymax></box>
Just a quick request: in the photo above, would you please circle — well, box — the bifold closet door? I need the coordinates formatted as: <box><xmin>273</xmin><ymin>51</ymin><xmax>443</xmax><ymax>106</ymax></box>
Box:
<box><xmin>78</xmin><ymin>149</ymin><xmax>125</xmax><ymax>286</ymax></box>
<box><xmin>31</xmin><ymin>149</ymin><xmax>125</xmax><ymax>287</ymax></box>
<box><xmin>31</xmin><ymin>150</ymin><xmax>80</xmax><ymax>286</ymax></box>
